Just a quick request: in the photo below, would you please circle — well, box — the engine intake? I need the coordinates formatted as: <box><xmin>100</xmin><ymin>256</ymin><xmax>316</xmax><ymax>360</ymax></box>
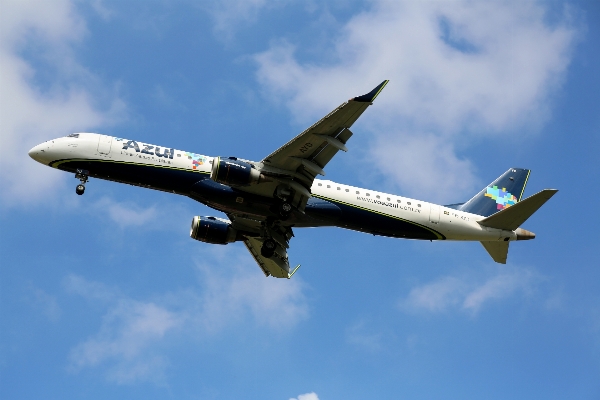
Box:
<box><xmin>190</xmin><ymin>216</ymin><xmax>238</xmax><ymax>244</ymax></box>
<box><xmin>210</xmin><ymin>157</ymin><xmax>263</xmax><ymax>186</ymax></box>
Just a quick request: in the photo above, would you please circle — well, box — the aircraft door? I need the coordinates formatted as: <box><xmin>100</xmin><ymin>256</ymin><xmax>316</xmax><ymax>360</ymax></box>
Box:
<box><xmin>97</xmin><ymin>135</ymin><xmax>112</xmax><ymax>155</ymax></box>
<box><xmin>429</xmin><ymin>204</ymin><xmax>440</xmax><ymax>224</ymax></box>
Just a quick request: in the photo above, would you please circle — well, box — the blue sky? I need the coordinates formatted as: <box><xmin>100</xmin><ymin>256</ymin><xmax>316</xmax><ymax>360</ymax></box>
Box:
<box><xmin>1</xmin><ymin>1</ymin><xmax>599</xmax><ymax>399</ymax></box>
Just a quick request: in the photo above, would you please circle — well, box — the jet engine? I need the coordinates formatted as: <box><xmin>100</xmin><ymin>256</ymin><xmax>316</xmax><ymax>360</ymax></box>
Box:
<box><xmin>190</xmin><ymin>216</ymin><xmax>238</xmax><ymax>244</ymax></box>
<box><xmin>210</xmin><ymin>156</ymin><xmax>265</xmax><ymax>186</ymax></box>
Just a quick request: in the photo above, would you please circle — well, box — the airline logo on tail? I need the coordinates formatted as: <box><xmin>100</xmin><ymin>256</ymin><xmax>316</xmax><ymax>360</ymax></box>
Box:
<box><xmin>485</xmin><ymin>186</ymin><xmax>518</xmax><ymax>210</ymax></box>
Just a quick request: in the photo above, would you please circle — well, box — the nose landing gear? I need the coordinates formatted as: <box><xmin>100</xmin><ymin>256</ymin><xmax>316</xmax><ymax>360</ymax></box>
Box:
<box><xmin>75</xmin><ymin>169</ymin><xmax>89</xmax><ymax>195</ymax></box>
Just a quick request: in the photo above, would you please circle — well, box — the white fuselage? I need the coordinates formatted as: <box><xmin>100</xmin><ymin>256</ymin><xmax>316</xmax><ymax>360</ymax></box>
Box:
<box><xmin>29</xmin><ymin>133</ymin><xmax>517</xmax><ymax>243</ymax></box>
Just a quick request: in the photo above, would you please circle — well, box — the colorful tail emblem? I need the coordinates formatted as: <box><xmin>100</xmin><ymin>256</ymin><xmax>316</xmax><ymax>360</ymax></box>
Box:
<box><xmin>485</xmin><ymin>186</ymin><xmax>518</xmax><ymax>210</ymax></box>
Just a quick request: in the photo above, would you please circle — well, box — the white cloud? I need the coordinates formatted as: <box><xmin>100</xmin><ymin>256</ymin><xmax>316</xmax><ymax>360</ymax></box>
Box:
<box><xmin>64</xmin><ymin>274</ymin><xmax>120</xmax><ymax>302</ymax></box>
<box><xmin>462</xmin><ymin>269</ymin><xmax>535</xmax><ymax>312</ymax></box>
<box><xmin>402</xmin><ymin>276</ymin><xmax>467</xmax><ymax>313</ymax></box>
<box><xmin>345</xmin><ymin>320</ymin><xmax>382</xmax><ymax>351</ymax></box>
<box><xmin>69</xmin><ymin>299</ymin><xmax>182</xmax><ymax>384</ymax></box>
<box><xmin>369</xmin><ymin>133</ymin><xmax>476</xmax><ymax>202</ymax></box>
<box><xmin>193</xmin><ymin>249</ymin><xmax>309</xmax><ymax>331</ymax></box>
<box><xmin>401</xmin><ymin>266</ymin><xmax>539</xmax><ymax>314</ymax></box>
<box><xmin>89</xmin><ymin>0</ymin><xmax>114</xmax><ymax>21</ymax></box>
<box><xmin>0</xmin><ymin>0</ymin><xmax>125</xmax><ymax>207</ymax></box>
<box><xmin>66</xmin><ymin>247</ymin><xmax>309</xmax><ymax>384</ymax></box>
<box><xmin>254</xmin><ymin>1</ymin><xmax>578</xmax><ymax>201</ymax></box>
<box><xmin>92</xmin><ymin>197</ymin><xmax>158</xmax><ymax>229</ymax></box>
<box><xmin>203</xmin><ymin>0</ymin><xmax>271</xmax><ymax>39</ymax></box>
<box><xmin>290</xmin><ymin>392</ymin><xmax>319</xmax><ymax>400</ymax></box>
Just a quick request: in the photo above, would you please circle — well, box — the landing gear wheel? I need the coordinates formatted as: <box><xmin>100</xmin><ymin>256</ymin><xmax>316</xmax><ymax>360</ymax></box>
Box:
<box><xmin>74</xmin><ymin>169</ymin><xmax>89</xmax><ymax>196</ymax></box>
<box><xmin>278</xmin><ymin>202</ymin><xmax>292</xmax><ymax>219</ymax></box>
<box><xmin>261</xmin><ymin>239</ymin><xmax>277</xmax><ymax>258</ymax></box>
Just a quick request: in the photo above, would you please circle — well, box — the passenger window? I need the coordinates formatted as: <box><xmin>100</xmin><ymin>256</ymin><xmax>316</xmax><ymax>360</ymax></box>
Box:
<box><xmin>345</xmin><ymin>189</ymin><xmax>349</xmax><ymax>192</ymax></box>
<box><xmin>327</xmin><ymin>185</ymin><xmax>330</xmax><ymax>188</ymax></box>
<box><xmin>366</xmin><ymin>193</ymin><xmax>370</xmax><ymax>197</ymax></box>
<box><xmin>356</xmin><ymin>191</ymin><xmax>359</xmax><ymax>194</ymax></box>
<box><xmin>387</xmin><ymin>197</ymin><xmax>390</xmax><ymax>201</ymax></box>
<box><xmin>407</xmin><ymin>202</ymin><xmax>411</xmax><ymax>205</ymax></box>
<box><xmin>177</xmin><ymin>154</ymin><xmax>181</xmax><ymax>157</ymax></box>
<box><xmin>376</xmin><ymin>195</ymin><xmax>380</xmax><ymax>199</ymax></box>
<box><xmin>418</xmin><ymin>204</ymin><xmax>421</xmax><ymax>207</ymax></box>
<box><xmin>318</xmin><ymin>183</ymin><xmax>322</xmax><ymax>186</ymax></box>
<box><xmin>397</xmin><ymin>200</ymin><xmax>401</xmax><ymax>203</ymax></box>
<box><xmin>337</xmin><ymin>187</ymin><xmax>340</xmax><ymax>190</ymax></box>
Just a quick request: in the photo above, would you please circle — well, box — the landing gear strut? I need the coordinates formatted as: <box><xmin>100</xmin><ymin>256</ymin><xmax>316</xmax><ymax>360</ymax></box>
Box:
<box><xmin>75</xmin><ymin>169</ymin><xmax>89</xmax><ymax>195</ymax></box>
<box><xmin>278</xmin><ymin>201</ymin><xmax>292</xmax><ymax>220</ymax></box>
<box><xmin>261</xmin><ymin>238</ymin><xmax>277</xmax><ymax>258</ymax></box>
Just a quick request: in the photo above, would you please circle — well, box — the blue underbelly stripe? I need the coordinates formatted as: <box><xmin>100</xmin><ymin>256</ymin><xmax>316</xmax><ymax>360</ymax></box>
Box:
<box><xmin>312</xmin><ymin>194</ymin><xmax>445</xmax><ymax>240</ymax></box>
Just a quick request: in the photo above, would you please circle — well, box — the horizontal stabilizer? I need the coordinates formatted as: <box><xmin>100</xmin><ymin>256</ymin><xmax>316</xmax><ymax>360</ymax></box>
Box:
<box><xmin>478</xmin><ymin>189</ymin><xmax>558</xmax><ymax>231</ymax></box>
<box><xmin>481</xmin><ymin>241</ymin><xmax>509</xmax><ymax>264</ymax></box>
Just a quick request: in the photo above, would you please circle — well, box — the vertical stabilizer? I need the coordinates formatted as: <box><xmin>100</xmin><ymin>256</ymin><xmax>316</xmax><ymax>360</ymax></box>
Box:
<box><xmin>459</xmin><ymin>168</ymin><xmax>530</xmax><ymax>217</ymax></box>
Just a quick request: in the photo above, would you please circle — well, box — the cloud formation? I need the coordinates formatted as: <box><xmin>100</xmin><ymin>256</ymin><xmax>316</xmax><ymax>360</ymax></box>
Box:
<box><xmin>191</xmin><ymin>247</ymin><xmax>309</xmax><ymax>332</ymax></box>
<box><xmin>92</xmin><ymin>197</ymin><xmax>159</xmax><ymax>229</ymax></box>
<box><xmin>400</xmin><ymin>266</ymin><xmax>539</xmax><ymax>314</ymax></box>
<box><xmin>0</xmin><ymin>0</ymin><xmax>124</xmax><ymax>206</ymax></box>
<box><xmin>254</xmin><ymin>1</ymin><xmax>578</xmax><ymax>201</ymax></box>
<box><xmin>201</xmin><ymin>0</ymin><xmax>271</xmax><ymax>41</ymax></box>
<box><xmin>345</xmin><ymin>319</ymin><xmax>383</xmax><ymax>351</ymax></box>
<box><xmin>65</xmin><ymin>247</ymin><xmax>308</xmax><ymax>383</ymax></box>
<box><xmin>69</xmin><ymin>299</ymin><xmax>181</xmax><ymax>384</ymax></box>
<box><xmin>289</xmin><ymin>392</ymin><xmax>319</xmax><ymax>400</ymax></box>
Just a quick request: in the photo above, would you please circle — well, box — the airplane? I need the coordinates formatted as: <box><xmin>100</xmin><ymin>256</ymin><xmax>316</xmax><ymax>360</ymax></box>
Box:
<box><xmin>28</xmin><ymin>80</ymin><xmax>557</xmax><ymax>278</ymax></box>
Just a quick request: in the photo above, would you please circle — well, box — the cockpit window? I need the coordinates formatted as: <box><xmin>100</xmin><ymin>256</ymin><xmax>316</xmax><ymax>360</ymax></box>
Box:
<box><xmin>66</xmin><ymin>133</ymin><xmax>80</xmax><ymax>138</ymax></box>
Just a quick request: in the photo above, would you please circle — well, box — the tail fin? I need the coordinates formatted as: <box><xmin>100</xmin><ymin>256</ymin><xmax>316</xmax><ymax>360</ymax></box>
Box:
<box><xmin>459</xmin><ymin>168</ymin><xmax>530</xmax><ymax>217</ymax></box>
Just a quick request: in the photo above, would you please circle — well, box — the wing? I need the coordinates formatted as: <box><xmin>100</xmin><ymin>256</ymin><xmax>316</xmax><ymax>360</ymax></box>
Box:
<box><xmin>228</xmin><ymin>214</ymin><xmax>300</xmax><ymax>278</ymax></box>
<box><xmin>243</xmin><ymin>236</ymin><xmax>299</xmax><ymax>278</ymax></box>
<box><xmin>242</xmin><ymin>80</ymin><xmax>388</xmax><ymax>211</ymax></box>
<box><xmin>263</xmin><ymin>80</ymin><xmax>388</xmax><ymax>176</ymax></box>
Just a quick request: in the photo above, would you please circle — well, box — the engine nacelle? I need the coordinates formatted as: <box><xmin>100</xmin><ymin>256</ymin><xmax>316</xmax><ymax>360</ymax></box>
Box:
<box><xmin>210</xmin><ymin>157</ymin><xmax>262</xmax><ymax>186</ymax></box>
<box><xmin>190</xmin><ymin>216</ymin><xmax>238</xmax><ymax>244</ymax></box>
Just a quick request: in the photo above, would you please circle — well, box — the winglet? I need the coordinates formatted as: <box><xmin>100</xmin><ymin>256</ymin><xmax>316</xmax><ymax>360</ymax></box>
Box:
<box><xmin>287</xmin><ymin>264</ymin><xmax>301</xmax><ymax>279</ymax></box>
<box><xmin>353</xmin><ymin>80</ymin><xmax>389</xmax><ymax>103</ymax></box>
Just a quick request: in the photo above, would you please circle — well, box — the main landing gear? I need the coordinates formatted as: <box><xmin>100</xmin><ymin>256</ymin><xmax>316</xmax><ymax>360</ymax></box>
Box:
<box><xmin>75</xmin><ymin>169</ymin><xmax>89</xmax><ymax>195</ymax></box>
<box><xmin>278</xmin><ymin>202</ymin><xmax>292</xmax><ymax>219</ymax></box>
<box><xmin>261</xmin><ymin>238</ymin><xmax>277</xmax><ymax>258</ymax></box>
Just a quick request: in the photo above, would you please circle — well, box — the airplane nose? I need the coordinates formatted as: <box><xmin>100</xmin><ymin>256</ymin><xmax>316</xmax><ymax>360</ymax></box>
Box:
<box><xmin>28</xmin><ymin>143</ymin><xmax>49</xmax><ymax>164</ymax></box>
